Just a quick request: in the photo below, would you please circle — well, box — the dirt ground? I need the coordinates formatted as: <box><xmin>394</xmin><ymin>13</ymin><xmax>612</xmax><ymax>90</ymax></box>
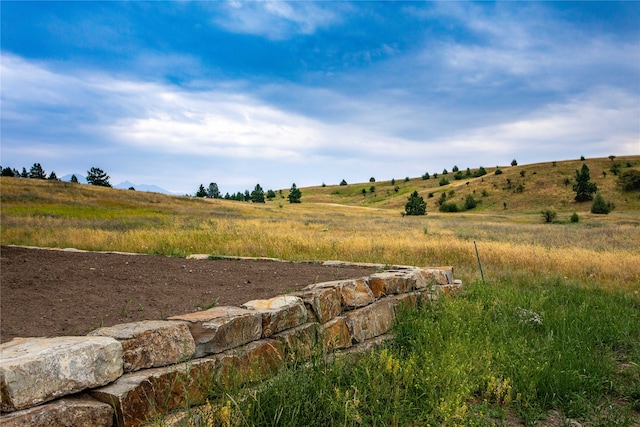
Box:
<box><xmin>0</xmin><ymin>246</ymin><xmax>379</xmax><ymax>343</ymax></box>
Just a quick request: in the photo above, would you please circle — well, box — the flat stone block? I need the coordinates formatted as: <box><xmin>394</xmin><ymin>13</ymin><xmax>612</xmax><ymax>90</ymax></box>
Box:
<box><xmin>307</xmin><ymin>278</ymin><xmax>375</xmax><ymax>310</ymax></box>
<box><xmin>90</xmin><ymin>357</ymin><xmax>216</xmax><ymax>427</ymax></box>
<box><xmin>345</xmin><ymin>299</ymin><xmax>396</xmax><ymax>344</ymax></box>
<box><xmin>274</xmin><ymin>322</ymin><xmax>320</xmax><ymax>361</ymax></box>
<box><xmin>88</xmin><ymin>320</ymin><xmax>196</xmax><ymax>372</ymax></box>
<box><xmin>1</xmin><ymin>336</ymin><xmax>123</xmax><ymax>412</ymax></box>
<box><xmin>0</xmin><ymin>395</ymin><xmax>114</xmax><ymax>427</ymax></box>
<box><xmin>321</xmin><ymin>317</ymin><xmax>352</xmax><ymax>351</ymax></box>
<box><xmin>168</xmin><ymin>306</ymin><xmax>262</xmax><ymax>358</ymax></box>
<box><xmin>417</xmin><ymin>267</ymin><xmax>454</xmax><ymax>285</ymax></box>
<box><xmin>292</xmin><ymin>287</ymin><xmax>342</xmax><ymax>324</ymax></box>
<box><xmin>368</xmin><ymin>269</ymin><xmax>427</xmax><ymax>297</ymax></box>
<box><xmin>215</xmin><ymin>340</ymin><xmax>284</xmax><ymax>388</ymax></box>
<box><xmin>242</xmin><ymin>296</ymin><xmax>307</xmax><ymax>338</ymax></box>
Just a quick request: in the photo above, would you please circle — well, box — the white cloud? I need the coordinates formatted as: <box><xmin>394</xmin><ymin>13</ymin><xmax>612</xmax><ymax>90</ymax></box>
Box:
<box><xmin>211</xmin><ymin>1</ymin><xmax>343</xmax><ymax>40</ymax></box>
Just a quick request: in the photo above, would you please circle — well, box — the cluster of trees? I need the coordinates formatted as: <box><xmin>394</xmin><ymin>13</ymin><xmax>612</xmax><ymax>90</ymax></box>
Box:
<box><xmin>195</xmin><ymin>182</ymin><xmax>302</xmax><ymax>204</ymax></box>
<box><xmin>1</xmin><ymin>163</ymin><xmax>112</xmax><ymax>187</ymax></box>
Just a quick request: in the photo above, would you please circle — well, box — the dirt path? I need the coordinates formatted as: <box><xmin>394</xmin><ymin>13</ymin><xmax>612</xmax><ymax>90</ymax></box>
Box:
<box><xmin>0</xmin><ymin>246</ymin><xmax>379</xmax><ymax>343</ymax></box>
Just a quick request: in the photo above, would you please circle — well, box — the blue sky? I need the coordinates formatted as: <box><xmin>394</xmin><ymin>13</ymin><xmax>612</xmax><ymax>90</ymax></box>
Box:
<box><xmin>2</xmin><ymin>1</ymin><xmax>639</xmax><ymax>195</ymax></box>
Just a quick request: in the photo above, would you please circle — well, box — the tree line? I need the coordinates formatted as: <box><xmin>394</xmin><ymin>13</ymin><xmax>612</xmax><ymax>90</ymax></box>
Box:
<box><xmin>195</xmin><ymin>182</ymin><xmax>302</xmax><ymax>203</ymax></box>
<box><xmin>1</xmin><ymin>163</ymin><xmax>112</xmax><ymax>187</ymax></box>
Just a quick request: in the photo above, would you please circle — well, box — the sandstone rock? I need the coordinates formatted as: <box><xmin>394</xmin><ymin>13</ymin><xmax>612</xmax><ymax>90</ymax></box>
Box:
<box><xmin>0</xmin><ymin>395</ymin><xmax>114</xmax><ymax>427</ymax></box>
<box><xmin>215</xmin><ymin>340</ymin><xmax>284</xmax><ymax>388</ymax></box>
<box><xmin>367</xmin><ymin>269</ymin><xmax>427</xmax><ymax>297</ymax></box>
<box><xmin>90</xmin><ymin>357</ymin><xmax>216</xmax><ymax>427</ymax></box>
<box><xmin>292</xmin><ymin>287</ymin><xmax>342</xmax><ymax>324</ymax></box>
<box><xmin>88</xmin><ymin>320</ymin><xmax>196</xmax><ymax>372</ymax></box>
<box><xmin>388</xmin><ymin>292</ymin><xmax>420</xmax><ymax>311</ymax></box>
<box><xmin>168</xmin><ymin>306</ymin><xmax>261</xmax><ymax>358</ymax></box>
<box><xmin>0</xmin><ymin>336</ymin><xmax>123</xmax><ymax>412</ymax></box>
<box><xmin>417</xmin><ymin>267</ymin><xmax>454</xmax><ymax>285</ymax></box>
<box><xmin>320</xmin><ymin>317</ymin><xmax>352</xmax><ymax>351</ymax></box>
<box><xmin>242</xmin><ymin>296</ymin><xmax>307</xmax><ymax>338</ymax></box>
<box><xmin>345</xmin><ymin>299</ymin><xmax>396</xmax><ymax>344</ymax></box>
<box><xmin>307</xmin><ymin>278</ymin><xmax>375</xmax><ymax>310</ymax></box>
<box><xmin>274</xmin><ymin>322</ymin><xmax>320</xmax><ymax>361</ymax></box>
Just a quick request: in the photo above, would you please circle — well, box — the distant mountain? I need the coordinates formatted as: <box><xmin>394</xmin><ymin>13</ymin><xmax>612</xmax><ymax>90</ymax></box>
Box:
<box><xmin>114</xmin><ymin>181</ymin><xmax>175</xmax><ymax>194</ymax></box>
<box><xmin>60</xmin><ymin>173</ymin><xmax>86</xmax><ymax>183</ymax></box>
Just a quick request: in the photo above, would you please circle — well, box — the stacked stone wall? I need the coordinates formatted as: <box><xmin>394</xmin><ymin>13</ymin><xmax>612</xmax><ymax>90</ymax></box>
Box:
<box><xmin>1</xmin><ymin>261</ymin><xmax>461</xmax><ymax>427</ymax></box>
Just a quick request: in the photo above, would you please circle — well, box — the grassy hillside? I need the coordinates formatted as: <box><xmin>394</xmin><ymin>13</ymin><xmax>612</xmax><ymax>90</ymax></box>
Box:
<box><xmin>293</xmin><ymin>155</ymin><xmax>640</xmax><ymax>214</ymax></box>
<box><xmin>1</xmin><ymin>156</ymin><xmax>639</xmax><ymax>289</ymax></box>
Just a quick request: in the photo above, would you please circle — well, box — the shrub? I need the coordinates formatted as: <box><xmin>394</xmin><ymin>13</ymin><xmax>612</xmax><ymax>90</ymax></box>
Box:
<box><xmin>438</xmin><ymin>177</ymin><xmax>449</xmax><ymax>186</ymax></box>
<box><xmin>481</xmin><ymin>189</ymin><xmax>489</xmax><ymax>197</ymax></box>
<box><xmin>464</xmin><ymin>195</ymin><xmax>477</xmax><ymax>210</ymax></box>
<box><xmin>570</xmin><ymin>212</ymin><xmax>580</xmax><ymax>223</ymax></box>
<box><xmin>369</xmin><ymin>177</ymin><xmax>376</xmax><ymax>182</ymax></box>
<box><xmin>421</xmin><ymin>173</ymin><xmax>430</xmax><ymax>180</ymax></box>
<box><xmin>591</xmin><ymin>193</ymin><xmax>613</xmax><ymax>214</ymax></box>
<box><xmin>511</xmin><ymin>159</ymin><xmax>518</xmax><ymax>166</ymax></box>
<box><xmin>439</xmin><ymin>202</ymin><xmax>459</xmax><ymax>212</ymax></box>
<box><xmin>495</xmin><ymin>168</ymin><xmax>503</xmax><ymax>175</ymax></box>
<box><xmin>474</xmin><ymin>166</ymin><xmax>487</xmax><ymax>177</ymax></box>
<box><xmin>340</xmin><ymin>179</ymin><xmax>348</xmax><ymax>186</ymax></box>
<box><xmin>541</xmin><ymin>209</ymin><xmax>557</xmax><ymax>223</ymax></box>
<box><xmin>618</xmin><ymin>169</ymin><xmax>640</xmax><ymax>191</ymax></box>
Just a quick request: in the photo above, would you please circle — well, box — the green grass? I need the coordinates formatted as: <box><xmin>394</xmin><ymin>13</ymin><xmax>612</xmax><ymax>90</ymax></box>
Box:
<box><xmin>195</xmin><ymin>275</ymin><xmax>640</xmax><ymax>426</ymax></box>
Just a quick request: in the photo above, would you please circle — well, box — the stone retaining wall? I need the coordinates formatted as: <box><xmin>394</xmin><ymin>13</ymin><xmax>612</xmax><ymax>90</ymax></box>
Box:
<box><xmin>1</xmin><ymin>262</ymin><xmax>462</xmax><ymax>427</ymax></box>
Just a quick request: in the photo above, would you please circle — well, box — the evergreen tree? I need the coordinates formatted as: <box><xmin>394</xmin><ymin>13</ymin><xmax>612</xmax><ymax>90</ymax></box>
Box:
<box><xmin>591</xmin><ymin>193</ymin><xmax>613</xmax><ymax>214</ymax></box>
<box><xmin>1</xmin><ymin>167</ymin><xmax>15</xmax><ymax>177</ymax></box>
<box><xmin>206</xmin><ymin>182</ymin><xmax>221</xmax><ymax>199</ymax></box>
<box><xmin>573</xmin><ymin>164</ymin><xmax>597</xmax><ymax>202</ymax></box>
<box><xmin>250</xmin><ymin>184</ymin><xmax>265</xmax><ymax>203</ymax></box>
<box><xmin>70</xmin><ymin>174</ymin><xmax>79</xmax><ymax>183</ymax></box>
<box><xmin>404</xmin><ymin>191</ymin><xmax>426</xmax><ymax>216</ymax></box>
<box><xmin>266</xmin><ymin>189</ymin><xmax>276</xmax><ymax>200</ymax></box>
<box><xmin>21</xmin><ymin>167</ymin><xmax>29</xmax><ymax>178</ymax></box>
<box><xmin>195</xmin><ymin>184</ymin><xmax>207</xmax><ymax>197</ymax></box>
<box><xmin>339</xmin><ymin>179</ymin><xmax>348</xmax><ymax>186</ymax></box>
<box><xmin>48</xmin><ymin>171</ymin><xmax>58</xmax><ymax>180</ymax></box>
<box><xmin>86</xmin><ymin>167</ymin><xmax>111</xmax><ymax>187</ymax></box>
<box><xmin>287</xmin><ymin>183</ymin><xmax>302</xmax><ymax>203</ymax></box>
<box><xmin>244</xmin><ymin>190</ymin><xmax>251</xmax><ymax>201</ymax></box>
<box><xmin>29</xmin><ymin>163</ymin><xmax>46</xmax><ymax>179</ymax></box>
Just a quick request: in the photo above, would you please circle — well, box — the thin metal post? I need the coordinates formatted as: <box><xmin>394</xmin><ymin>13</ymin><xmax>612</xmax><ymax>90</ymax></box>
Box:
<box><xmin>474</xmin><ymin>240</ymin><xmax>485</xmax><ymax>283</ymax></box>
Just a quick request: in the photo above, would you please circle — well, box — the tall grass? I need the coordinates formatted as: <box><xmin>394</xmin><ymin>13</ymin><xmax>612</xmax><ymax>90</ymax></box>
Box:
<box><xmin>188</xmin><ymin>276</ymin><xmax>640</xmax><ymax>426</ymax></box>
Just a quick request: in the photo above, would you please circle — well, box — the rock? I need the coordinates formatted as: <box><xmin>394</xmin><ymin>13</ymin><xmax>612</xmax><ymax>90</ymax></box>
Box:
<box><xmin>242</xmin><ymin>296</ymin><xmax>307</xmax><ymax>338</ymax></box>
<box><xmin>215</xmin><ymin>340</ymin><xmax>284</xmax><ymax>388</ymax></box>
<box><xmin>345</xmin><ymin>299</ymin><xmax>396</xmax><ymax>344</ymax></box>
<box><xmin>292</xmin><ymin>287</ymin><xmax>342</xmax><ymax>324</ymax></box>
<box><xmin>307</xmin><ymin>278</ymin><xmax>375</xmax><ymax>310</ymax></box>
<box><xmin>367</xmin><ymin>269</ymin><xmax>427</xmax><ymax>297</ymax></box>
<box><xmin>320</xmin><ymin>317</ymin><xmax>352</xmax><ymax>351</ymax></box>
<box><xmin>168</xmin><ymin>306</ymin><xmax>262</xmax><ymax>358</ymax></box>
<box><xmin>417</xmin><ymin>267</ymin><xmax>454</xmax><ymax>285</ymax></box>
<box><xmin>0</xmin><ymin>395</ymin><xmax>114</xmax><ymax>427</ymax></box>
<box><xmin>0</xmin><ymin>336</ymin><xmax>123</xmax><ymax>412</ymax></box>
<box><xmin>273</xmin><ymin>322</ymin><xmax>320</xmax><ymax>361</ymax></box>
<box><xmin>90</xmin><ymin>357</ymin><xmax>216</xmax><ymax>427</ymax></box>
<box><xmin>88</xmin><ymin>320</ymin><xmax>196</xmax><ymax>372</ymax></box>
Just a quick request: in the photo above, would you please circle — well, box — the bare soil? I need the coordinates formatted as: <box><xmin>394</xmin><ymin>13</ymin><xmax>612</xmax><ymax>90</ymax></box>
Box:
<box><xmin>0</xmin><ymin>246</ymin><xmax>379</xmax><ymax>343</ymax></box>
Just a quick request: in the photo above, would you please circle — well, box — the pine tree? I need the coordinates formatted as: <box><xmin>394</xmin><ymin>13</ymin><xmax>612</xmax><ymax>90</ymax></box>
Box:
<box><xmin>250</xmin><ymin>184</ymin><xmax>265</xmax><ymax>203</ymax></box>
<box><xmin>195</xmin><ymin>184</ymin><xmax>207</xmax><ymax>197</ymax></box>
<box><xmin>591</xmin><ymin>192</ymin><xmax>612</xmax><ymax>214</ymax></box>
<box><xmin>288</xmin><ymin>183</ymin><xmax>302</xmax><ymax>203</ymax></box>
<box><xmin>70</xmin><ymin>174</ymin><xmax>79</xmax><ymax>183</ymax></box>
<box><xmin>86</xmin><ymin>167</ymin><xmax>112</xmax><ymax>187</ymax></box>
<box><xmin>404</xmin><ymin>191</ymin><xmax>426</xmax><ymax>216</ymax></box>
<box><xmin>573</xmin><ymin>164</ymin><xmax>597</xmax><ymax>202</ymax></box>
<box><xmin>29</xmin><ymin>163</ymin><xmax>46</xmax><ymax>179</ymax></box>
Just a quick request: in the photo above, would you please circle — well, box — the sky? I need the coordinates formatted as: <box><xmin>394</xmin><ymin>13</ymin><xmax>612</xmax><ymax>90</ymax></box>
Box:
<box><xmin>2</xmin><ymin>1</ymin><xmax>639</xmax><ymax>195</ymax></box>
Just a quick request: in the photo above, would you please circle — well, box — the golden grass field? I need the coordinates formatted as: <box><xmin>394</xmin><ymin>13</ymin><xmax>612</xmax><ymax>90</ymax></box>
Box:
<box><xmin>1</xmin><ymin>156</ymin><xmax>639</xmax><ymax>291</ymax></box>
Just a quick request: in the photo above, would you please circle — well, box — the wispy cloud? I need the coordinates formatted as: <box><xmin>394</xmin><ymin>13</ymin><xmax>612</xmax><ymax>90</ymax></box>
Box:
<box><xmin>211</xmin><ymin>1</ymin><xmax>343</xmax><ymax>40</ymax></box>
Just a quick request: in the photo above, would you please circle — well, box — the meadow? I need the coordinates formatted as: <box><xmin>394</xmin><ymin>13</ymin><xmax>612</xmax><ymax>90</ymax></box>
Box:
<box><xmin>1</xmin><ymin>155</ymin><xmax>639</xmax><ymax>425</ymax></box>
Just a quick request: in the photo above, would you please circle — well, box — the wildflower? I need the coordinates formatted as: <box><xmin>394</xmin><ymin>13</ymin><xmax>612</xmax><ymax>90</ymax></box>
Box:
<box><xmin>516</xmin><ymin>307</ymin><xmax>543</xmax><ymax>326</ymax></box>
